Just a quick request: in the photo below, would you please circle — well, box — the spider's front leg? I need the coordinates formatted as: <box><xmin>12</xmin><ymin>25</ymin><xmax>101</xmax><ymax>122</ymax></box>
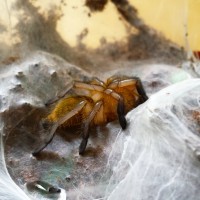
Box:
<box><xmin>117</xmin><ymin>97</ymin><xmax>127</xmax><ymax>130</ymax></box>
<box><xmin>79</xmin><ymin>101</ymin><xmax>103</xmax><ymax>155</ymax></box>
<box><xmin>135</xmin><ymin>77</ymin><xmax>148</xmax><ymax>102</ymax></box>
<box><xmin>105</xmin><ymin>89</ymin><xmax>127</xmax><ymax>130</ymax></box>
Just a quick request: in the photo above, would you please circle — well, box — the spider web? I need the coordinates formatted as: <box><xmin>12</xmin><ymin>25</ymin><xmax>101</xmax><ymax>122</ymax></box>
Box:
<box><xmin>105</xmin><ymin>79</ymin><xmax>200</xmax><ymax>200</ymax></box>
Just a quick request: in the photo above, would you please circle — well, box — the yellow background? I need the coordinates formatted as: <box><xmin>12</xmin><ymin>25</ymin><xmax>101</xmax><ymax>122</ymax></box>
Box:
<box><xmin>56</xmin><ymin>0</ymin><xmax>200</xmax><ymax>50</ymax></box>
<box><xmin>0</xmin><ymin>0</ymin><xmax>199</xmax><ymax>51</ymax></box>
<box><xmin>131</xmin><ymin>0</ymin><xmax>200</xmax><ymax>51</ymax></box>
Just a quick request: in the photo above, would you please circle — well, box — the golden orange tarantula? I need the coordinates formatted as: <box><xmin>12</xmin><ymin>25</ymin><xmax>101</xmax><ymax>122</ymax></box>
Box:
<box><xmin>33</xmin><ymin>76</ymin><xmax>148</xmax><ymax>155</ymax></box>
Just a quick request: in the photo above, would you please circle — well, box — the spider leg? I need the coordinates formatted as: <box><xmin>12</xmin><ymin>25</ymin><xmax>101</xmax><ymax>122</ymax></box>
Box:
<box><xmin>134</xmin><ymin>77</ymin><xmax>148</xmax><ymax>102</ymax></box>
<box><xmin>107</xmin><ymin>76</ymin><xmax>121</xmax><ymax>85</ymax></box>
<box><xmin>117</xmin><ymin>98</ymin><xmax>127</xmax><ymax>130</ymax></box>
<box><xmin>74</xmin><ymin>82</ymin><xmax>104</xmax><ymax>92</ymax></box>
<box><xmin>32</xmin><ymin>101</ymin><xmax>86</xmax><ymax>156</ymax></box>
<box><xmin>109</xmin><ymin>77</ymin><xmax>148</xmax><ymax>103</ymax></box>
<box><xmin>45</xmin><ymin>82</ymin><xmax>73</xmax><ymax>106</ymax></box>
<box><xmin>104</xmin><ymin>89</ymin><xmax>127</xmax><ymax>130</ymax></box>
<box><xmin>79</xmin><ymin>101</ymin><xmax>103</xmax><ymax>155</ymax></box>
<box><xmin>32</xmin><ymin>123</ymin><xmax>57</xmax><ymax>156</ymax></box>
<box><xmin>91</xmin><ymin>77</ymin><xmax>106</xmax><ymax>87</ymax></box>
<box><xmin>108</xmin><ymin>78</ymin><xmax>137</xmax><ymax>89</ymax></box>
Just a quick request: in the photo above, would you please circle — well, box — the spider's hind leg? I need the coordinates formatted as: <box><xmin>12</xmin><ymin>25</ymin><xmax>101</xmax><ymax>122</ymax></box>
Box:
<box><xmin>32</xmin><ymin>121</ymin><xmax>58</xmax><ymax>156</ymax></box>
<box><xmin>32</xmin><ymin>101</ymin><xmax>86</xmax><ymax>156</ymax></box>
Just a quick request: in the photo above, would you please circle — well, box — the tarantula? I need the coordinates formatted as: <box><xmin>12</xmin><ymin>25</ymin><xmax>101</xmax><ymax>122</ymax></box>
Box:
<box><xmin>33</xmin><ymin>76</ymin><xmax>148</xmax><ymax>156</ymax></box>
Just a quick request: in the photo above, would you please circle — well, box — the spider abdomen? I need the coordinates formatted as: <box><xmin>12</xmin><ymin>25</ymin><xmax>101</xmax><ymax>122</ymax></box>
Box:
<box><xmin>46</xmin><ymin>96</ymin><xmax>87</xmax><ymax>127</ymax></box>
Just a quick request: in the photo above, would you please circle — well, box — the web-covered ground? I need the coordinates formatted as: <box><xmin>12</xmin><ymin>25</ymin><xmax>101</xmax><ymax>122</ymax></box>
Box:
<box><xmin>0</xmin><ymin>51</ymin><xmax>199</xmax><ymax>200</ymax></box>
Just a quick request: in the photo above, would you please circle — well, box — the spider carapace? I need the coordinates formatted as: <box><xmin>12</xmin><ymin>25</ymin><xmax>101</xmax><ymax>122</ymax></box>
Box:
<box><xmin>33</xmin><ymin>76</ymin><xmax>148</xmax><ymax>156</ymax></box>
